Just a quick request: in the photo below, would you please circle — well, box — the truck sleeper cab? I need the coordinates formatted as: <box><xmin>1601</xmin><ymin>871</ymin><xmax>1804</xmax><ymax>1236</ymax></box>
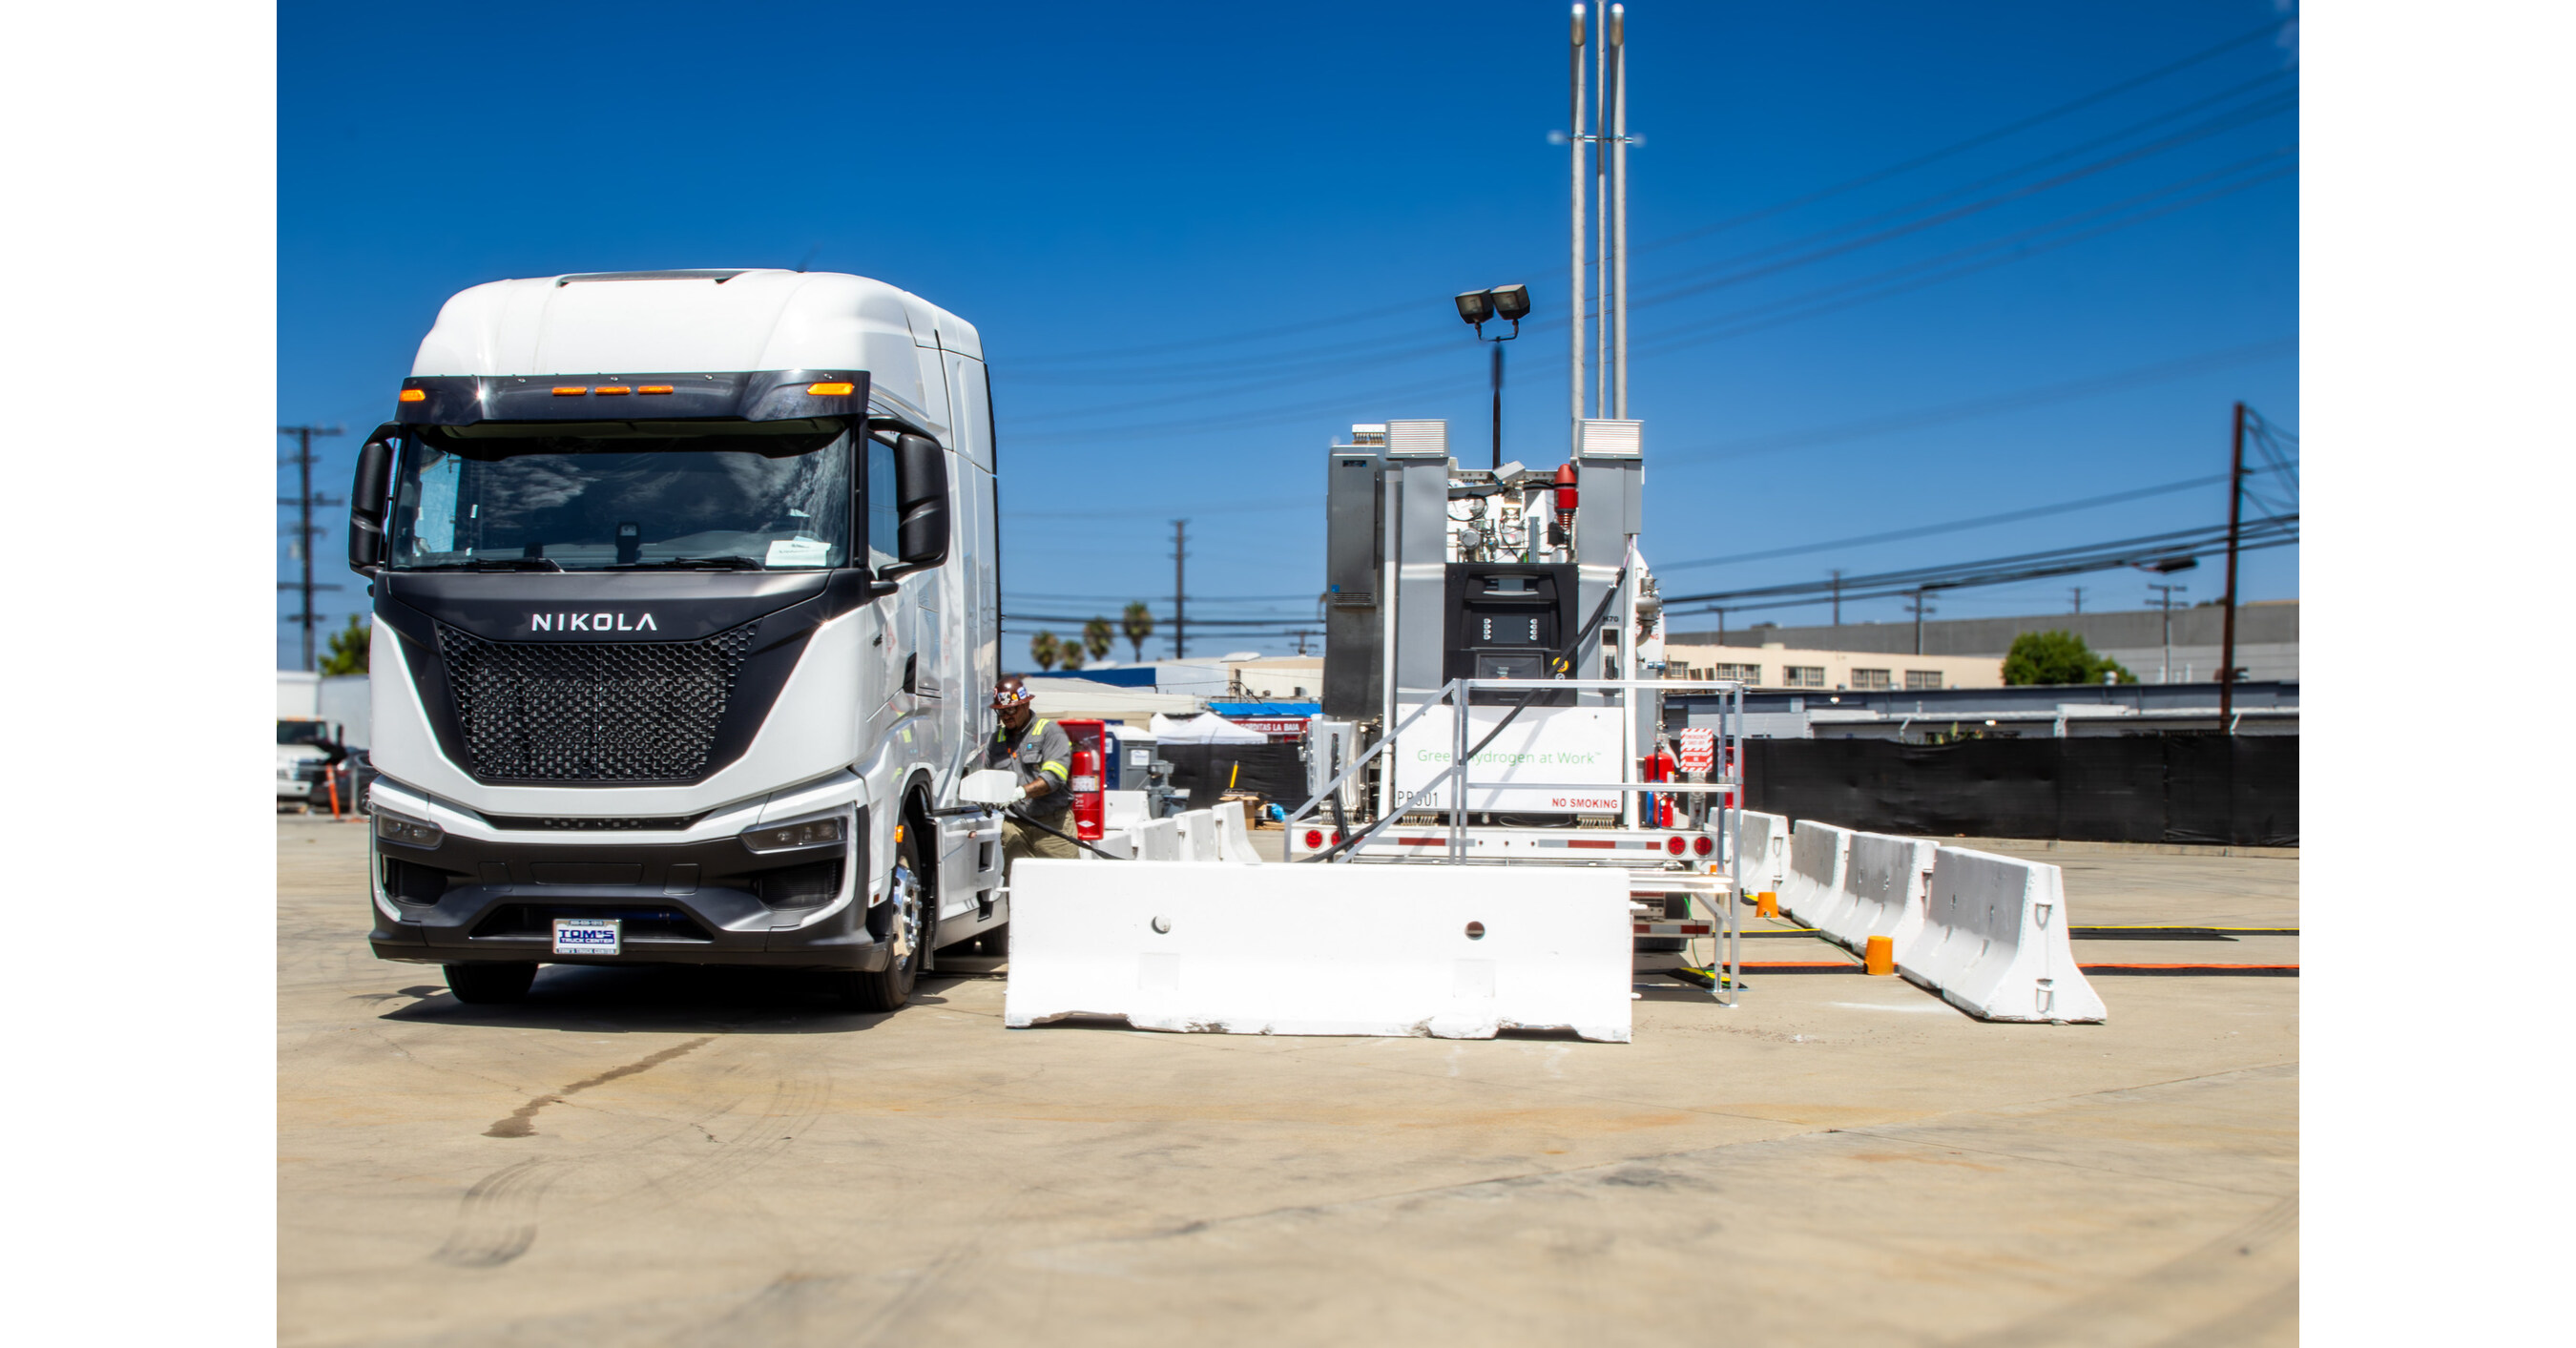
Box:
<box><xmin>349</xmin><ymin>270</ymin><xmax>1004</xmax><ymax>1010</ymax></box>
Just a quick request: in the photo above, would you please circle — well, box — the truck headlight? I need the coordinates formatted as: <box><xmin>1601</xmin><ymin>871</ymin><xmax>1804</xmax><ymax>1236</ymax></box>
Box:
<box><xmin>741</xmin><ymin>814</ymin><xmax>846</xmax><ymax>854</ymax></box>
<box><xmin>375</xmin><ymin>810</ymin><xmax>445</xmax><ymax>849</ymax></box>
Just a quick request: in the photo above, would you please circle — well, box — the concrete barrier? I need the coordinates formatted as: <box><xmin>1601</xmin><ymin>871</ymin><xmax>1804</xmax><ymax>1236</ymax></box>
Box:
<box><xmin>1778</xmin><ymin>820</ymin><xmax>1853</xmax><ymax>933</ymax></box>
<box><xmin>1812</xmin><ymin>832</ymin><xmax>1937</xmax><ymax>963</ymax></box>
<box><xmin>1174</xmin><ymin>809</ymin><xmax>1223</xmax><ymax>861</ymax></box>
<box><xmin>1213</xmin><ymin>801</ymin><xmax>1261</xmax><ymax>864</ymax></box>
<box><xmin>1903</xmin><ymin>846</ymin><xmax>2108</xmax><ymax>1024</ymax></box>
<box><xmin>1003</xmin><ymin>860</ymin><xmax>1634</xmax><ymax>1041</ymax></box>
<box><xmin>1726</xmin><ymin>810</ymin><xmax>1791</xmax><ymax>898</ymax></box>
<box><xmin>1134</xmin><ymin>817</ymin><xmax>1181</xmax><ymax>861</ymax></box>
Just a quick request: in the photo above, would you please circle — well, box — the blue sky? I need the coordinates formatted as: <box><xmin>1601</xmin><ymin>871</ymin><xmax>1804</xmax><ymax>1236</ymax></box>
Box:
<box><xmin>278</xmin><ymin>0</ymin><xmax>2296</xmax><ymax>667</ymax></box>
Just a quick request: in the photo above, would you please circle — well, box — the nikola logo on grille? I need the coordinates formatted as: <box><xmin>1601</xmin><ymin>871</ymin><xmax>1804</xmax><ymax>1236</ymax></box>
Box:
<box><xmin>529</xmin><ymin>612</ymin><xmax>660</xmax><ymax>633</ymax></box>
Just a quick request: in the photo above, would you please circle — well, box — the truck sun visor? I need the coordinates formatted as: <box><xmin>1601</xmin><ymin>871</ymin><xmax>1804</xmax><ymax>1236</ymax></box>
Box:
<box><xmin>396</xmin><ymin>370</ymin><xmax>869</xmax><ymax>427</ymax></box>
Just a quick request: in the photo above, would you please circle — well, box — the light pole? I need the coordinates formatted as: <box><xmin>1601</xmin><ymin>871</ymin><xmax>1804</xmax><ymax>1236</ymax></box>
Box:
<box><xmin>1455</xmin><ymin>284</ymin><xmax>1530</xmax><ymax>470</ymax></box>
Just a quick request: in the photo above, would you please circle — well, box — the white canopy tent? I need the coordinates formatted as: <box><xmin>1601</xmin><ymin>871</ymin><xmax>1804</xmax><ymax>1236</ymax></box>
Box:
<box><xmin>1148</xmin><ymin>710</ymin><xmax>1270</xmax><ymax>744</ymax></box>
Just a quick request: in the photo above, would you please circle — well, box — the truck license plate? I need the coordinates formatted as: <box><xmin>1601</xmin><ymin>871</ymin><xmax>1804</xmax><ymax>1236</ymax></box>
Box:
<box><xmin>553</xmin><ymin>918</ymin><xmax>620</xmax><ymax>956</ymax></box>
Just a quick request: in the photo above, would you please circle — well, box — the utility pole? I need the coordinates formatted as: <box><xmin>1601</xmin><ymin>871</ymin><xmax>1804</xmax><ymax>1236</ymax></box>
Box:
<box><xmin>2218</xmin><ymin>401</ymin><xmax>2247</xmax><ymax>729</ymax></box>
<box><xmin>2070</xmin><ymin>586</ymin><xmax>2086</xmax><ymax>615</ymax></box>
<box><xmin>1490</xmin><ymin>341</ymin><xmax>1506</xmax><ymax>471</ymax></box>
<box><xmin>1830</xmin><ymin>570</ymin><xmax>1843</xmax><ymax>626</ymax></box>
<box><xmin>1171</xmin><ymin>518</ymin><xmax>1189</xmax><ymax>660</ymax></box>
<box><xmin>1907</xmin><ymin>590</ymin><xmax>1933</xmax><ymax>655</ymax></box>
<box><xmin>278</xmin><ymin>425</ymin><xmax>346</xmax><ymax>671</ymax></box>
<box><xmin>2147</xmin><ymin>582</ymin><xmax>2188</xmax><ymax>683</ymax></box>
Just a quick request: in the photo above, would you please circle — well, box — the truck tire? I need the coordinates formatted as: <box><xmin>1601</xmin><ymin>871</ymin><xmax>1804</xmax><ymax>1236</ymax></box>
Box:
<box><xmin>838</xmin><ymin>817</ymin><xmax>931</xmax><ymax>1012</ymax></box>
<box><xmin>445</xmin><ymin>963</ymin><xmax>537</xmax><ymax>1004</ymax></box>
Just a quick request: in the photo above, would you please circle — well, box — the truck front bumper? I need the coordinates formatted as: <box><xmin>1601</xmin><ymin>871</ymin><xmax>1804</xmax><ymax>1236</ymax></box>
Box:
<box><xmin>367</xmin><ymin>821</ymin><xmax>892</xmax><ymax>972</ymax></box>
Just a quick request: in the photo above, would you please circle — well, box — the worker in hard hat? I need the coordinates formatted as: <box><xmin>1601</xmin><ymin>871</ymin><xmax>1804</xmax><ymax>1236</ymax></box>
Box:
<box><xmin>989</xmin><ymin>675</ymin><xmax>1080</xmax><ymax>866</ymax></box>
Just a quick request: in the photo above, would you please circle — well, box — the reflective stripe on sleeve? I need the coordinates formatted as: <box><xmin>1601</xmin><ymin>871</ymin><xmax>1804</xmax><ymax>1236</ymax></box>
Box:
<box><xmin>1040</xmin><ymin>760</ymin><xmax>1068</xmax><ymax>780</ymax></box>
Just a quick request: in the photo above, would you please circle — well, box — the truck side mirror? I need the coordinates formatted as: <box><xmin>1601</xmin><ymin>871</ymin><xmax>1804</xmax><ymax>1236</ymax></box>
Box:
<box><xmin>346</xmin><ymin>426</ymin><xmax>398</xmax><ymax>575</ymax></box>
<box><xmin>883</xmin><ymin>433</ymin><xmax>951</xmax><ymax>577</ymax></box>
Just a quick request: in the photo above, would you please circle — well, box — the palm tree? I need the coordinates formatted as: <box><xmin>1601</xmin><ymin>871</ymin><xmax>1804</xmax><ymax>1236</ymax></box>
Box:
<box><xmin>1029</xmin><ymin>632</ymin><xmax>1060</xmax><ymax>671</ymax></box>
<box><xmin>1083</xmin><ymin>615</ymin><xmax>1114</xmax><ymax>664</ymax></box>
<box><xmin>1121</xmin><ymin>601</ymin><xmax>1154</xmax><ymax>663</ymax></box>
<box><xmin>1060</xmin><ymin>643</ymin><xmax>1086</xmax><ymax>672</ymax></box>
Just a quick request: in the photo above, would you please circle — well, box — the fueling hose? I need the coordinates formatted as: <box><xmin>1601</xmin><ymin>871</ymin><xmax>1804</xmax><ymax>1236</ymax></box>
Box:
<box><xmin>931</xmin><ymin>800</ymin><xmax>1132</xmax><ymax>861</ymax></box>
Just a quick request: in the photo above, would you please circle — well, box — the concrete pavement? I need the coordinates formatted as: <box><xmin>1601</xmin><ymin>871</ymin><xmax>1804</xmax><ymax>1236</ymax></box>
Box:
<box><xmin>280</xmin><ymin>817</ymin><xmax>2296</xmax><ymax>1346</ymax></box>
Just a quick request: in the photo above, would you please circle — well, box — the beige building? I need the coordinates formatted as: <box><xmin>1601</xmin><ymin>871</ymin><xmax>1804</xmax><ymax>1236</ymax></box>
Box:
<box><xmin>1661</xmin><ymin>642</ymin><xmax>2002</xmax><ymax>693</ymax></box>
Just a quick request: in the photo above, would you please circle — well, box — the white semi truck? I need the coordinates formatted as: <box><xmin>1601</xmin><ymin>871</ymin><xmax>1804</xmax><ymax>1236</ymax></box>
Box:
<box><xmin>348</xmin><ymin>269</ymin><xmax>1005</xmax><ymax>1010</ymax></box>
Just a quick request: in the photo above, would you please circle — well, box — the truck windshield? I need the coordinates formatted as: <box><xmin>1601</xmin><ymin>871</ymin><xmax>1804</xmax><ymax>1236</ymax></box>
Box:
<box><xmin>387</xmin><ymin>420</ymin><xmax>854</xmax><ymax>571</ymax></box>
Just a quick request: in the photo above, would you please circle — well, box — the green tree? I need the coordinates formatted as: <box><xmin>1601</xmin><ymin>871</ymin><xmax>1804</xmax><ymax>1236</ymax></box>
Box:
<box><xmin>1059</xmin><ymin>642</ymin><xmax>1086</xmax><ymax>672</ymax></box>
<box><xmin>1029</xmin><ymin>631</ymin><xmax>1060</xmax><ymax>672</ymax></box>
<box><xmin>1083</xmin><ymin>615</ymin><xmax>1114</xmax><ymax>663</ymax></box>
<box><xmin>319</xmin><ymin>613</ymin><xmax>370</xmax><ymax>675</ymax></box>
<box><xmin>2002</xmin><ymin>631</ymin><xmax>2135</xmax><ymax>686</ymax></box>
<box><xmin>1120</xmin><ymin>601</ymin><xmax>1155</xmax><ymax>662</ymax></box>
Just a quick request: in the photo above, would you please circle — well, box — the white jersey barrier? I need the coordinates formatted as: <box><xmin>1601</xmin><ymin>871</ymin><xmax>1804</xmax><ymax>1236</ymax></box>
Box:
<box><xmin>1004</xmin><ymin>860</ymin><xmax>1634</xmax><ymax>1042</ymax></box>
<box><xmin>1812</xmin><ymin>832</ymin><xmax>1938</xmax><ymax>963</ymax></box>
<box><xmin>1902</xmin><ymin>845</ymin><xmax>2108</xmax><ymax>1024</ymax></box>
<box><xmin>1778</xmin><ymin>820</ymin><xmax>1853</xmax><ymax>933</ymax></box>
<box><xmin>1084</xmin><ymin>802</ymin><xmax>1259</xmax><ymax>866</ymax></box>
<box><xmin>1726</xmin><ymin>810</ymin><xmax>1791</xmax><ymax>899</ymax></box>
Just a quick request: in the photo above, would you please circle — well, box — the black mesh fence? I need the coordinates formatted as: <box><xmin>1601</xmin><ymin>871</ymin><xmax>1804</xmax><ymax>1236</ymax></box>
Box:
<box><xmin>1742</xmin><ymin>736</ymin><xmax>2297</xmax><ymax>846</ymax></box>
<box><xmin>1158</xmin><ymin>744</ymin><xmax>1309</xmax><ymax>811</ymax></box>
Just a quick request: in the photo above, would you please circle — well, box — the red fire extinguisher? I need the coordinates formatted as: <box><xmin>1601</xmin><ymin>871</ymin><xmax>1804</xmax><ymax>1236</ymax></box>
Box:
<box><xmin>1063</xmin><ymin>718</ymin><xmax>1107</xmax><ymax>840</ymax></box>
<box><xmin>1643</xmin><ymin>741</ymin><xmax>1678</xmax><ymax>828</ymax></box>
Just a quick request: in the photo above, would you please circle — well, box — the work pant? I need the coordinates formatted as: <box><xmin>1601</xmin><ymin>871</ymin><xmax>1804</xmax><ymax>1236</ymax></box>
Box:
<box><xmin>1004</xmin><ymin>815</ymin><xmax>1081</xmax><ymax>868</ymax></box>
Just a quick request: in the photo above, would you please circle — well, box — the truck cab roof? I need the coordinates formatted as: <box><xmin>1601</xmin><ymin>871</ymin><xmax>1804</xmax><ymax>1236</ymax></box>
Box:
<box><xmin>410</xmin><ymin>270</ymin><xmax>984</xmax><ymax>432</ymax></box>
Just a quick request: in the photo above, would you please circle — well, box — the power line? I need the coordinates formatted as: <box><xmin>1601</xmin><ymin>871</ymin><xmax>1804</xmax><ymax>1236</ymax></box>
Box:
<box><xmin>1652</xmin><ymin>336</ymin><xmax>2295</xmax><ymax>467</ymax></box>
<box><xmin>1662</xmin><ymin>517</ymin><xmax>2298</xmax><ymax>612</ymax></box>
<box><xmin>1016</xmin><ymin>151</ymin><xmax>2291</xmax><ymax>443</ymax></box>
<box><xmin>1632</xmin><ymin>91</ymin><xmax>2296</xmax><ymax>313</ymax></box>
<box><xmin>1630</xmin><ymin>16</ymin><xmax>2293</xmax><ymax>258</ymax></box>
<box><xmin>1656</xmin><ymin>461</ymin><xmax>2295</xmax><ymax>572</ymax></box>
<box><xmin>1008</xmin><ymin>26</ymin><xmax>2296</xmax><ymax>388</ymax></box>
<box><xmin>1629</xmin><ymin>156</ymin><xmax>2296</xmax><ymax>361</ymax></box>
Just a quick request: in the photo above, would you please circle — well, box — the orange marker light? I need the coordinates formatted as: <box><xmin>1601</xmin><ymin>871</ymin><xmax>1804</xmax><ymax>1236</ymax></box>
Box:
<box><xmin>806</xmin><ymin>381</ymin><xmax>855</xmax><ymax>396</ymax></box>
<box><xmin>398</xmin><ymin>388</ymin><xmax>426</xmax><ymax>403</ymax></box>
<box><xmin>637</xmin><ymin>384</ymin><xmax>675</xmax><ymax>394</ymax></box>
<box><xmin>551</xmin><ymin>386</ymin><xmax>588</xmax><ymax>396</ymax></box>
<box><xmin>593</xmin><ymin>385</ymin><xmax>632</xmax><ymax>395</ymax></box>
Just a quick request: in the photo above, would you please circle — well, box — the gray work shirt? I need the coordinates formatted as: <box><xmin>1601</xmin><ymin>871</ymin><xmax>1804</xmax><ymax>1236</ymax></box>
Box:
<box><xmin>987</xmin><ymin>715</ymin><xmax>1072</xmax><ymax>818</ymax></box>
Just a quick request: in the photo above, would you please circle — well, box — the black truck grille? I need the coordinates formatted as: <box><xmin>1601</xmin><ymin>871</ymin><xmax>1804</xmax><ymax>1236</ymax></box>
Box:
<box><xmin>435</xmin><ymin>624</ymin><xmax>758</xmax><ymax>782</ymax></box>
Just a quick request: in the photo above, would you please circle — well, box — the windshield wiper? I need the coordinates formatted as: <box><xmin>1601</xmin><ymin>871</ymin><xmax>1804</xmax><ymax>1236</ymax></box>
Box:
<box><xmin>405</xmin><ymin>557</ymin><xmax>565</xmax><ymax>572</ymax></box>
<box><xmin>603</xmin><ymin>556</ymin><xmax>766</xmax><ymax>571</ymax></box>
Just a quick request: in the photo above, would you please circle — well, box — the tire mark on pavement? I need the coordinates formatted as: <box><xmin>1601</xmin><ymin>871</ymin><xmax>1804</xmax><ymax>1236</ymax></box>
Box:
<box><xmin>621</xmin><ymin>1065</ymin><xmax>832</xmax><ymax>1211</ymax></box>
<box><xmin>429</xmin><ymin>1160</ymin><xmax>567</xmax><ymax>1268</ymax></box>
<box><xmin>485</xmin><ymin>1036</ymin><xmax>715</xmax><ymax>1138</ymax></box>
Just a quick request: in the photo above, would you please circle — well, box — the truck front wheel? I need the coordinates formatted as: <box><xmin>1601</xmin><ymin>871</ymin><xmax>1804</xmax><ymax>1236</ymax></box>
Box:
<box><xmin>837</xmin><ymin>819</ymin><xmax>930</xmax><ymax>1012</ymax></box>
<box><xmin>445</xmin><ymin>962</ymin><xmax>537</xmax><ymax>1004</ymax></box>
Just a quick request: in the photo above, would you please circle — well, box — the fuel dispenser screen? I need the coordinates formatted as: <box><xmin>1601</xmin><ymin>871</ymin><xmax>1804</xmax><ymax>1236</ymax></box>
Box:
<box><xmin>1474</xmin><ymin>613</ymin><xmax>1548</xmax><ymax>647</ymax></box>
